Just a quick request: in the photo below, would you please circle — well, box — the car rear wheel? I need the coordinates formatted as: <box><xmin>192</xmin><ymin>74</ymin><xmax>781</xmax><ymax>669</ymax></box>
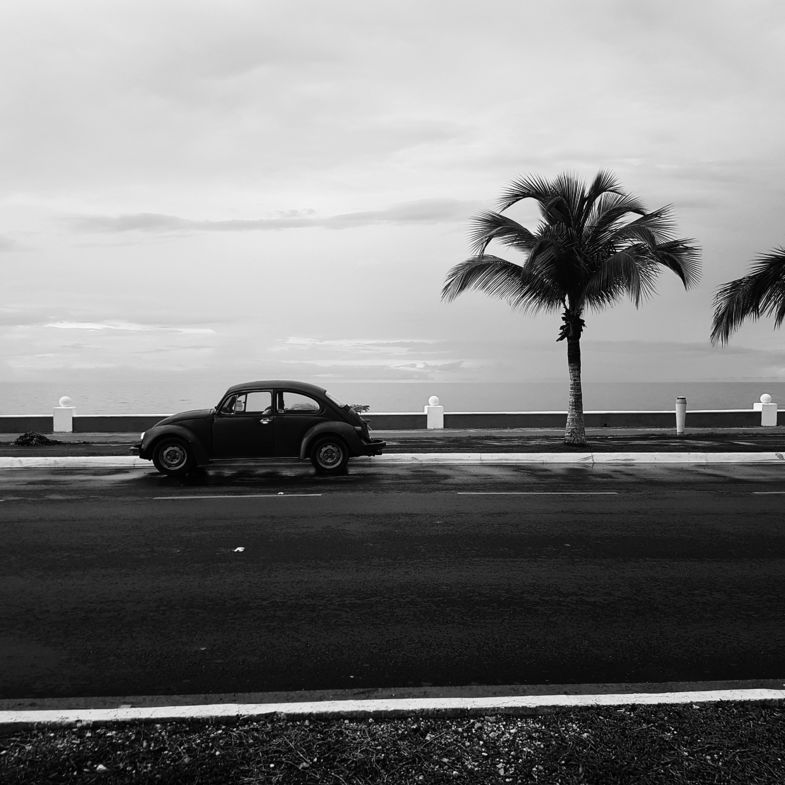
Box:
<box><xmin>310</xmin><ymin>436</ymin><xmax>349</xmax><ymax>475</ymax></box>
<box><xmin>152</xmin><ymin>437</ymin><xmax>194</xmax><ymax>476</ymax></box>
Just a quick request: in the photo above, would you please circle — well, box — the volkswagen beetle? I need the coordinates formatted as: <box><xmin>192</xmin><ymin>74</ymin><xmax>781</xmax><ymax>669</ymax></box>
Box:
<box><xmin>133</xmin><ymin>380</ymin><xmax>385</xmax><ymax>476</ymax></box>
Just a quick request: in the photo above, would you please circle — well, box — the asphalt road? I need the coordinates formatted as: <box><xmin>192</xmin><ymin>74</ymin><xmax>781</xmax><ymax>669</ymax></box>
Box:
<box><xmin>2</xmin><ymin>461</ymin><xmax>785</xmax><ymax>702</ymax></box>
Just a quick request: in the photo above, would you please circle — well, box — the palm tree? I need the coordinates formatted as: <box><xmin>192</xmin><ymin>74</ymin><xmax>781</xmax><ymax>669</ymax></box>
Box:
<box><xmin>711</xmin><ymin>248</ymin><xmax>785</xmax><ymax>345</ymax></box>
<box><xmin>442</xmin><ymin>171</ymin><xmax>701</xmax><ymax>446</ymax></box>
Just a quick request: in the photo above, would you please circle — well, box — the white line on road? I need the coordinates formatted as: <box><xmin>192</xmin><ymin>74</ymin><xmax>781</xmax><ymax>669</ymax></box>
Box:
<box><xmin>154</xmin><ymin>493</ymin><xmax>324</xmax><ymax>500</ymax></box>
<box><xmin>752</xmin><ymin>491</ymin><xmax>785</xmax><ymax>495</ymax></box>
<box><xmin>457</xmin><ymin>491</ymin><xmax>619</xmax><ymax>496</ymax></box>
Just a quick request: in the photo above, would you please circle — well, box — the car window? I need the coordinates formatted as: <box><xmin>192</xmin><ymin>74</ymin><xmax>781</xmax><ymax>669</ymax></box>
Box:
<box><xmin>280</xmin><ymin>391</ymin><xmax>321</xmax><ymax>414</ymax></box>
<box><xmin>226</xmin><ymin>391</ymin><xmax>272</xmax><ymax>414</ymax></box>
<box><xmin>244</xmin><ymin>391</ymin><xmax>273</xmax><ymax>413</ymax></box>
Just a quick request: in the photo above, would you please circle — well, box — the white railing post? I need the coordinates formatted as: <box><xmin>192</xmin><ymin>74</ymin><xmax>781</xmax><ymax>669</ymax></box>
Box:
<box><xmin>53</xmin><ymin>395</ymin><xmax>75</xmax><ymax>433</ymax></box>
<box><xmin>675</xmin><ymin>395</ymin><xmax>686</xmax><ymax>435</ymax></box>
<box><xmin>754</xmin><ymin>393</ymin><xmax>778</xmax><ymax>426</ymax></box>
<box><xmin>425</xmin><ymin>395</ymin><xmax>444</xmax><ymax>430</ymax></box>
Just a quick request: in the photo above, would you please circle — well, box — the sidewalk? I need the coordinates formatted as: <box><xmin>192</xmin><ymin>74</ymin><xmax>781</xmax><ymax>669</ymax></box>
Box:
<box><xmin>1</xmin><ymin>427</ymin><xmax>784</xmax><ymax>465</ymax></box>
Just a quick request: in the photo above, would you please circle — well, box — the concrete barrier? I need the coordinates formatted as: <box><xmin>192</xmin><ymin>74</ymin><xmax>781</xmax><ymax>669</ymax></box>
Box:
<box><xmin>0</xmin><ymin>416</ymin><xmax>53</xmax><ymax>433</ymax></box>
<box><xmin>72</xmin><ymin>415</ymin><xmax>168</xmax><ymax>433</ymax></box>
<box><xmin>0</xmin><ymin>408</ymin><xmax>779</xmax><ymax>433</ymax></box>
<box><xmin>443</xmin><ymin>410</ymin><xmax>764</xmax><ymax>429</ymax></box>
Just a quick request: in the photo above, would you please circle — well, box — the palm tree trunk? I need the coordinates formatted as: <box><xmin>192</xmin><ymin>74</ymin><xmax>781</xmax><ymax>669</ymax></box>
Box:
<box><xmin>564</xmin><ymin>335</ymin><xmax>586</xmax><ymax>446</ymax></box>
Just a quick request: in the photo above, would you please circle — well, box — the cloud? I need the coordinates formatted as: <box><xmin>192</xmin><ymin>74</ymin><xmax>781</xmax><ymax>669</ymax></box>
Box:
<box><xmin>2</xmin><ymin>318</ymin><xmax>220</xmax><ymax>376</ymax></box>
<box><xmin>393</xmin><ymin>360</ymin><xmax>465</xmax><ymax>373</ymax></box>
<box><xmin>585</xmin><ymin>338</ymin><xmax>776</xmax><ymax>359</ymax></box>
<box><xmin>270</xmin><ymin>359</ymin><xmax>467</xmax><ymax>382</ymax></box>
<box><xmin>0</xmin><ymin>236</ymin><xmax>19</xmax><ymax>252</ymax></box>
<box><xmin>133</xmin><ymin>344</ymin><xmax>218</xmax><ymax>356</ymax></box>
<box><xmin>276</xmin><ymin>337</ymin><xmax>443</xmax><ymax>355</ymax></box>
<box><xmin>0</xmin><ymin>306</ymin><xmax>224</xmax><ymax>332</ymax></box>
<box><xmin>67</xmin><ymin>198</ymin><xmax>476</xmax><ymax>235</ymax></box>
<box><xmin>44</xmin><ymin>320</ymin><xmax>216</xmax><ymax>335</ymax></box>
<box><xmin>265</xmin><ymin>336</ymin><xmax>469</xmax><ymax>380</ymax></box>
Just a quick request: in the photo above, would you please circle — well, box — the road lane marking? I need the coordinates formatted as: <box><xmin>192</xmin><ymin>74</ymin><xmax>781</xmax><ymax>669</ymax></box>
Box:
<box><xmin>752</xmin><ymin>491</ymin><xmax>785</xmax><ymax>495</ymax></box>
<box><xmin>154</xmin><ymin>493</ymin><xmax>324</xmax><ymax>500</ymax></box>
<box><xmin>457</xmin><ymin>491</ymin><xmax>619</xmax><ymax>496</ymax></box>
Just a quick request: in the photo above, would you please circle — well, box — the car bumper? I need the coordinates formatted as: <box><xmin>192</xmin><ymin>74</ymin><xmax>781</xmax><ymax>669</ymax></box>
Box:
<box><xmin>131</xmin><ymin>443</ymin><xmax>151</xmax><ymax>459</ymax></box>
<box><xmin>361</xmin><ymin>439</ymin><xmax>386</xmax><ymax>456</ymax></box>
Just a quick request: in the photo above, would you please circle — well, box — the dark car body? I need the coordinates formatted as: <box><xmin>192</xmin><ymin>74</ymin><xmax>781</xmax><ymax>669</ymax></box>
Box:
<box><xmin>133</xmin><ymin>380</ymin><xmax>385</xmax><ymax>476</ymax></box>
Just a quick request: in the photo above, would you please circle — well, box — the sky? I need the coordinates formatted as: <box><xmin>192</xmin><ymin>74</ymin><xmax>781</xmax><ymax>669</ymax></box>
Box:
<box><xmin>2</xmin><ymin>0</ymin><xmax>785</xmax><ymax>397</ymax></box>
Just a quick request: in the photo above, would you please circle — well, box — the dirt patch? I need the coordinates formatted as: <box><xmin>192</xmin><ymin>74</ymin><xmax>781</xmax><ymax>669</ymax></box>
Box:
<box><xmin>12</xmin><ymin>432</ymin><xmax>62</xmax><ymax>447</ymax></box>
<box><xmin>3</xmin><ymin>704</ymin><xmax>785</xmax><ymax>784</ymax></box>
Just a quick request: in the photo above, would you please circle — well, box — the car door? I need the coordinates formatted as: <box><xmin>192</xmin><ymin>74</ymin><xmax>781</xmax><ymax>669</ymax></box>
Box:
<box><xmin>212</xmin><ymin>389</ymin><xmax>276</xmax><ymax>458</ymax></box>
<box><xmin>273</xmin><ymin>389</ymin><xmax>327</xmax><ymax>456</ymax></box>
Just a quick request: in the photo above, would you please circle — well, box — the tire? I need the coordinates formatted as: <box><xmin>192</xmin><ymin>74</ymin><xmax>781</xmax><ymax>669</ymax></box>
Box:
<box><xmin>152</xmin><ymin>437</ymin><xmax>194</xmax><ymax>476</ymax></box>
<box><xmin>310</xmin><ymin>436</ymin><xmax>349</xmax><ymax>475</ymax></box>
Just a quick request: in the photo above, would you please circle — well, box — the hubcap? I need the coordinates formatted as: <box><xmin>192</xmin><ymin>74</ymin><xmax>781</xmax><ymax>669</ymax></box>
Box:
<box><xmin>317</xmin><ymin>443</ymin><xmax>342</xmax><ymax>468</ymax></box>
<box><xmin>161</xmin><ymin>444</ymin><xmax>186</xmax><ymax>470</ymax></box>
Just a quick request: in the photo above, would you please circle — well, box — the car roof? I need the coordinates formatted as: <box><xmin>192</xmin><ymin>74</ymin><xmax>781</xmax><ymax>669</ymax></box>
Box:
<box><xmin>223</xmin><ymin>380</ymin><xmax>328</xmax><ymax>397</ymax></box>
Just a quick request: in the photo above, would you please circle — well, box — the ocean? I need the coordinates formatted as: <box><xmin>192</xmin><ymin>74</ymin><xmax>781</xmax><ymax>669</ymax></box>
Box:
<box><xmin>1</xmin><ymin>379</ymin><xmax>782</xmax><ymax>415</ymax></box>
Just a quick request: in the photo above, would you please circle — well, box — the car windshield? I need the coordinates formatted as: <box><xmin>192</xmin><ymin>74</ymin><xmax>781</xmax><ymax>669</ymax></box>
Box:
<box><xmin>218</xmin><ymin>394</ymin><xmax>236</xmax><ymax>414</ymax></box>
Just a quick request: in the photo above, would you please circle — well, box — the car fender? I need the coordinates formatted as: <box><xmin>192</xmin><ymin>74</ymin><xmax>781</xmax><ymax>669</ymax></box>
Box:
<box><xmin>145</xmin><ymin>425</ymin><xmax>210</xmax><ymax>465</ymax></box>
<box><xmin>299</xmin><ymin>421</ymin><xmax>363</xmax><ymax>459</ymax></box>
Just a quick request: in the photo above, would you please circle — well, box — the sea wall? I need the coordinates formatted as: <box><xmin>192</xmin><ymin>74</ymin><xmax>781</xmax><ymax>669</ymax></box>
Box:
<box><xmin>369</xmin><ymin>409</ymin><xmax>769</xmax><ymax>429</ymax></box>
<box><xmin>0</xmin><ymin>409</ymin><xmax>778</xmax><ymax>433</ymax></box>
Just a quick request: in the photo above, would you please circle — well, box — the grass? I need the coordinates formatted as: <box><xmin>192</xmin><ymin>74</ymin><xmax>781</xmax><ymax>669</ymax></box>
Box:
<box><xmin>2</xmin><ymin>702</ymin><xmax>785</xmax><ymax>783</ymax></box>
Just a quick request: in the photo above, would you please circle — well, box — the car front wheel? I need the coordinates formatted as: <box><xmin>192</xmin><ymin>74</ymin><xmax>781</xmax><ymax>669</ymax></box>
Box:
<box><xmin>152</xmin><ymin>437</ymin><xmax>194</xmax><ymax>476</ymax></box>
<box><xmin>310</xmin><ymin>436</ymin><xmax>349</xmax><ymax>475</ymax></box>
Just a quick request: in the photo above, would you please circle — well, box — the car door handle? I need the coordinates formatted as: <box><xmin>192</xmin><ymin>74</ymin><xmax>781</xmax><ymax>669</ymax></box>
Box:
<box><xmin>259</xmin><ymin>418</ymin><xmax>272</xmax><ymax>425</ymax></box>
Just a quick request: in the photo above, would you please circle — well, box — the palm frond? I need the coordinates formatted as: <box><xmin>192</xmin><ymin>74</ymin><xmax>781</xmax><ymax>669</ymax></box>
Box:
<box><xmin>497</xmin><ymin>174</ymin><xmax>552</xmax><ymax>212</ymax></box>
<box><xmin>711</xmin><ymin>277</ymin><xmax>761</xmax><ymax>345</ymax></box>
<box><xmin>468</xmin><ymin>211</ymin><xmax>537</xmax><ymax>256</ymax></box>
<box><xmin>583</xmin><ymin>170</ymin><xmax>622</xmax><ymax>211</ymax></box>
<box><xmin>441</xmin><ymin>255</ymin><xmax>523</xmax><ymax>303</ymax></box>
<box><xmin>581</xmin><ymin>232</ymin><xmax>698</xmax><ymax>310</ymax></box>
<box><xmin>711</xmin><ymin>248</ymin><xmax>785</xmax><ymax>344</ymax></box>
<box><xmin>497</xmin><ymin>172</ymin><xmax>582</xmax><ymax>240</ymax></box>
<box><xmin>584</xmin><ymin>249</ymin><xmax>660</xmax><ymax>309</ymax></box>
<box><xmin>549</xmin><ymin>172</ymin><xmax>584</xmax><ymax>228</ymax></box>
<box><xmin>516</xmin><ymin>267</ymin><xmax>565</xmax><ymax>313</ymax></box>
<box><xmin>652</xmin><ymin>238</ymin><xmax>702</xmax><ymax>289</ymax></box>
<box><xmin>616</xmin><ymin>205</ymin><xmax>676</xmax><ymax>239</ymax></box>
<box><xmin>583</xmin><ymin>192</ymin><xmax>651</xmax><ymax>247</ymax></box>
<box><xmin>441</xmin><ymin>255</ymin><xmax>563</xmax><ymax>314</ymax></box>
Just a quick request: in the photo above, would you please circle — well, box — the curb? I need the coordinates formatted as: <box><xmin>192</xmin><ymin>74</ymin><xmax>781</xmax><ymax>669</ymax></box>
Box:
<box><xmin>1</xmin><ymin>452</ymin><xmax>785</xmax><ymax>468</ymax></box>
<box><xmin>2</xmin><ymin>688</ymin><xmax>785</xmax><ymax>726</ymax></box>
<box><xmin>375</xmin><ymin>452</ymin><xmax>785</xmax><ymax>464</ymax></box>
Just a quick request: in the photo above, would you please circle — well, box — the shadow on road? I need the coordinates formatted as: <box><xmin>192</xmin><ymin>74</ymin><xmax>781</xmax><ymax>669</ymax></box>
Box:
<box><xmin>136</xmin><ymin>464</ymin><xmax>386</xmax><ymax>491</ymax></box>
